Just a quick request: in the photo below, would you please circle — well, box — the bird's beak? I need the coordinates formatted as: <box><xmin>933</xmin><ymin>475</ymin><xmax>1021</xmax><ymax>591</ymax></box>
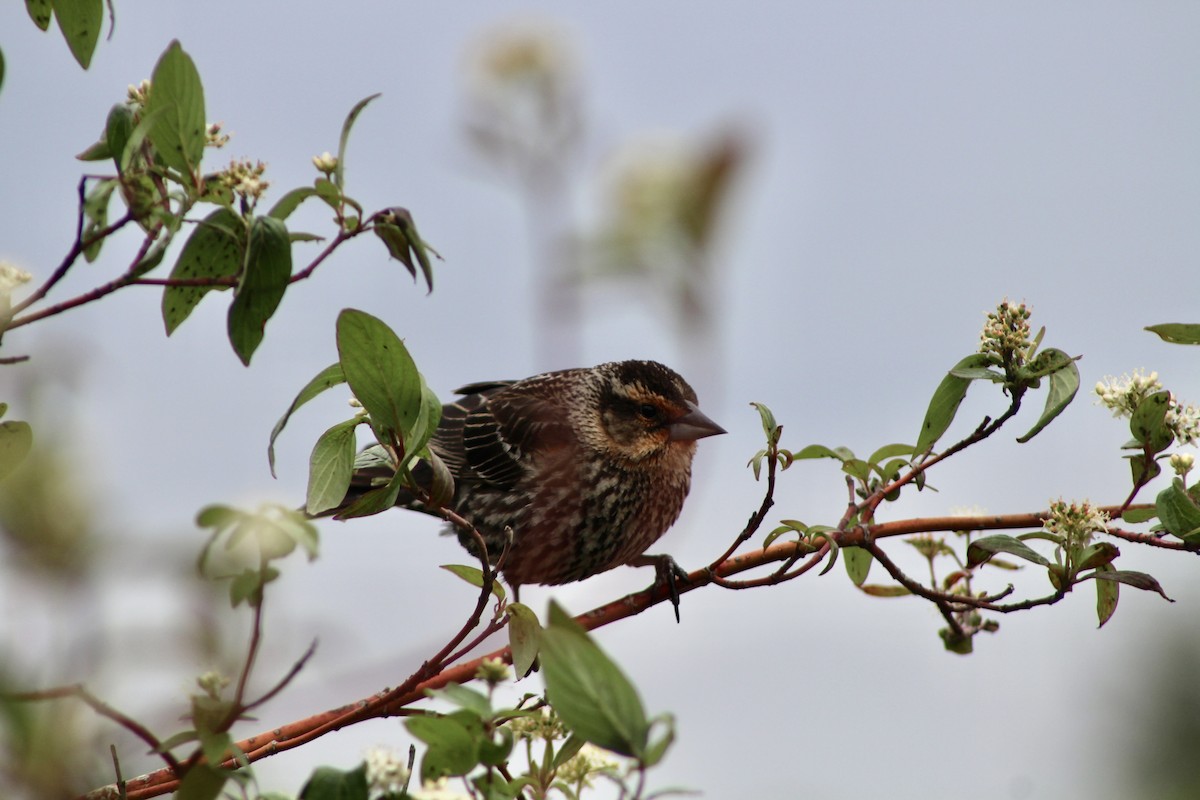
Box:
<box><xmin>668</xmin><ymin>402</ymin><xmax>727</xmax><ymax>442</ymax></box>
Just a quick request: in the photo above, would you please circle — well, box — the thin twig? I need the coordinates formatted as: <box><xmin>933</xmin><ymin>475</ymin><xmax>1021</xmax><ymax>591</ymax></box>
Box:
<box><xmin>6</xmin><ymin>684</ymin><xmax>180</xmax><ymax>775</ymax></box>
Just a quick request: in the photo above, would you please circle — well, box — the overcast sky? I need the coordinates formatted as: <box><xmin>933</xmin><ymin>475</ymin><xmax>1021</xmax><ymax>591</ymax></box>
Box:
<box><xmin>3</xmin><ymin>3</ymin><xmax>1200</xmax><ymax>799</ymax></box>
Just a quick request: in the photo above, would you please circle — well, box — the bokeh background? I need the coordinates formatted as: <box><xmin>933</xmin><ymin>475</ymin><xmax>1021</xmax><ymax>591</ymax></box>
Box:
<box><xmin>3</xmin><ymin>3</ymin><xmax>1200</xmax><ymax>799</ymax></box>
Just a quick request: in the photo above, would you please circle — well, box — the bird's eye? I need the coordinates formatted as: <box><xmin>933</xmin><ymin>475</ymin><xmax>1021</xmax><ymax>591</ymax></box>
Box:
<box><xmin>637</xmin><ymin>403</ymin><xmax>661</xmax><ymax>421</ymax></box>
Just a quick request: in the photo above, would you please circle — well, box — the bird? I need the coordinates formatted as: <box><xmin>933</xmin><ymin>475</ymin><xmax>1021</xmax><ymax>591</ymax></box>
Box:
<box><xmin>334</xmin><ymin>360</ymin><xmax>724</xmax><ymax>602</ymax></box>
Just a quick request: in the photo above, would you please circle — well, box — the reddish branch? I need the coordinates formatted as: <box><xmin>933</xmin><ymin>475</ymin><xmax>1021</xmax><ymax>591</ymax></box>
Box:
<box><xmin>77</xmin><ymin>502</ymin><xmax>1175</xmax><ymax>800</ymax></box>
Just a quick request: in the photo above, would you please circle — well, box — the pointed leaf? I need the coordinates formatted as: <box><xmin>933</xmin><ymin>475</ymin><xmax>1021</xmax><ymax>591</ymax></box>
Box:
<box><xmin>1121</xmin><ymin>506</ymin><xmax>1158</xmax><ymax>524</ymax></box>
<box><xmin>104</xmin><ymin>103</ymin><xmax>135</xmax><ymax>169</ymax></box>
<box><xmin>1130</xmin><ymin>390</ymin><xmax>1174</xmax><ymax>453</ymax></box>
<box><xmin>1076</xmin><ymin>541</ymin><xmax>1119</xmax><ymax>571</ymax></box>
<box><xmin>1016</xmin><ymin>349</ymin><xmax>1080</xmax><ymax>443</ymax></box>
<box><xmin>269</xmin><ymin>186</ymin><xmax>319</xmax><ymax>221</ymax></box>
<box><xmin>335</xmin><ymin>93</ymin><xmax>381</xmax><ymax>191</ymax></box>
<box><xmin>144</xmin><ymin>40</ymin><xmax>206</xmax><ymax>176</ymax></box>
<box><xmin>843</xmin><ymin>546</ymin><xmax>872</xmax><ymax>586</ymax></box>
<box><xmin>51</xmin><ymin>0</ymin><xmax>102</xmax><ymax>69</ymax></box>
<box><xmin>1090</xmin><ymin>569</ymin><xmax>1174</xmax><ymax>602</ymax></box>
<box><xmin>966</xmin><ymin>534</ymin><xmax>1050</xmax><ymax>568</ymax></box>
<box><xmin>406</xmin><ymin>713</ymin><xmax>481</xmax><ymax>782</ymax></box>
<box><xmin>793</xmin><ymin>444</ymin><xmax>846</xmax><ymax>462</ymax></box>
<box><xmin>306</xmin><ymin>419</ymin><xmax>359</xmax><ymax>515</ymax></box>
<box><xmin>440</xmin><ymin>564</ymin><xmax>505</xmax><ymax>600</ymax></box>
<box><xmin>859</xmin><ymin>584</ymin><xmax>910</xmax><ymax>597</ymax></box>
<box><xmin>299</xmin><ymin>765</ymin><xmax>368</xmax><ymax>800</ymax></box>
<box><xmin>228</xmin><ymin>216</ymin><xmax>292</xmax><ymax>365</ymax></box>
<box><xmin>507</xmin><ymin>602</ymin><xmax>541</xmax><ymax>677</ymax></box>
<box><xmin>916</xmin><ymin>354</ymin><xmax>995</xmax><ymax>453</ymax></box>
<box><xmin>26</xmin><ymin>0</ymin><xmax>52</xmax><ymax>30</ymax></box>
<box><xmin>176</xmin><ymin>763</ymin><xmax>227</xmax><ymax>800</ymax></box>
<box><xmin>335</xmin><ymin>309</ymin><xmax>424</xmax><ymax>439</ymax></box>
<box><xmin>867</xmin><ymin>443</ymin><xmax>915</xmax><ymax>465</ymax></box>
<box><xmin>163</xmin><ymin>209</ymin><xmax>244</xmax><ymax>334</ymax></box>
<box><xmin>1155</xmin><ymin>479</ymin><xmax>1200</xmax><ymax>542</ymax></box>
<box><xmin>1095</xmin><ymin>563</ymin><xmax>1119</xmax><ymax>628</ymax></box>
<box><xmin>268</xmin><ymin>362</ymin><xmax>346</xmax><ymax>476</ymax></box>
<box><xmin>540</xmin><ymin>601</ymin><xmax>649</xmax><ymax>758</ymax></box>
<box><xmin>334</xmin><ymin>471</ymin><xmax>404</xmax><ymax>519</ymax></box>
<box><xmin>1145</xmin><ymin>323</ymin><xmax>1200</xmax><ymax>345</ymax></box>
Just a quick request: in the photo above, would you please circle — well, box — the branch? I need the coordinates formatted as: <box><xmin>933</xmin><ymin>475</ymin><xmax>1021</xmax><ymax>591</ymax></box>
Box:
<box><xmin>78</xmin><ymin>502</ymin><xmax>1178</xmax><ymax>799</ymax></box>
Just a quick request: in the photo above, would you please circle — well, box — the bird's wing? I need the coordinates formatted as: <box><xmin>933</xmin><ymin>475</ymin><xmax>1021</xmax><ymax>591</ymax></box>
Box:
<box><xmin>442</xmin><ymin>379</ymin><xmax>576</xmax><ymax>490</ymax></box>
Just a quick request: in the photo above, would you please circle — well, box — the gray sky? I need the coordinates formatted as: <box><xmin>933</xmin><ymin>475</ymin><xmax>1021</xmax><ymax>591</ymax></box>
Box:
<box><xmin>3</xmin><ymin>3</ymin><xmax>1200</xmax><ymax>799</ymax></box>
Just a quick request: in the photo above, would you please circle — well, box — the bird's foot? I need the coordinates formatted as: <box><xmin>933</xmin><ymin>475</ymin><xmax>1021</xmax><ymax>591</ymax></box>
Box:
<box><xmin>632</xmin><ymin>553</ymin><xmax>691</xmax><ymax>623</ymax></box>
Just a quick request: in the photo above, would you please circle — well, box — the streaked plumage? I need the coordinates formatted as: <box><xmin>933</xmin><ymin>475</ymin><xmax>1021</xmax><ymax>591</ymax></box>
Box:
<box><xmin>339</xmin><ymin>360</ymin><xmax>724</xmax><ymax>591</ymax></box>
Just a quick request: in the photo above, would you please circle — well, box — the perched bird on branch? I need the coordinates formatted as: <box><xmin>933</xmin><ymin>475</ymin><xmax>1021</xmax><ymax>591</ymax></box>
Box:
<box><xmin>335</xmin><ymin>360</ymin><xmax>724</xmax><ymax>602</ymax></box>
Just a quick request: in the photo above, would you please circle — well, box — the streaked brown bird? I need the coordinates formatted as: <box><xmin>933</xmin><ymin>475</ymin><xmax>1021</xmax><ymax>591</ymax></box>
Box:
<box><xmin>338</xmin><ymin>360</ymin><xmax>724</xmax><ymax>599</ymax></box>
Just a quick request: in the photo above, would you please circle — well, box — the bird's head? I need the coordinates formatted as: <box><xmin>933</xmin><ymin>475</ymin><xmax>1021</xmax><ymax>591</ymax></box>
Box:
<box><xmin>592</xmin><ymin>360</ymin><xmax>725</xmax><ymax>462</ymax></box>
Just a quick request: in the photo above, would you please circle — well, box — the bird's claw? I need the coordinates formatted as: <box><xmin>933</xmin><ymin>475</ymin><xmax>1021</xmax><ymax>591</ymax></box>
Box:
<box><xmin>635</xmin><ymin>553</ymin><xmax>691</xmax><ymax>623</ymax></box>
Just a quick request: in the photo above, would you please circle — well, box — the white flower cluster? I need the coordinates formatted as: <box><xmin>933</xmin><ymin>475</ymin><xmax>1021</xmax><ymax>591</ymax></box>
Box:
<box><xmin>219</xmin><ymin>158</ymin><xmax>269</xmax><ymax>201</ymax></box>
<box><xmin>1094</xmin><ymin>369</ymin><xmax>1163</xmax><ymax>417</ymax></box>
<box><xmin>364</xmin><ymin>746</ymin><xmax>409</xmax><ymax>798</ymax></box>
<box><xmin>979</xmin><ymin>299</ymin><xmax>1032</xmax><ymax>363</ymax></box>
<box><xmin>557</xmin><ymin>743</ymin><xmax>619</xmax><ymax>789</ymax></box>
<box><xmin>1042</xmin><ymin>499</ymin><xmax>1109</xmax><ymax>547</ymax></box>
<box><xmin>1094</xmin><ymin>370</ymin><xmax>1200</xmax><ymax>445</ymax></box>
<box><xmin>409</xmin><ymin>778</ymin><xmax>473</xmax><ymax>800</ymax></box>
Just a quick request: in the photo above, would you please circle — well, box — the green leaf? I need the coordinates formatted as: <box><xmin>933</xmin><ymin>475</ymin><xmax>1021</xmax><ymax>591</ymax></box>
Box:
<box><xmin>81</xmin><ymin>178</ymin><xmax>117</xmax><ymax>262</ymax></box>
<box><xmin>51</xmin><ymin>0</ymin><xmax>102</xmax><ymax>69</ymax></box>
<box><xmin>867</xmin><ymin>442</ymin><xmax>915</xmax><ymax>465</ymax></box>
<box><xmin>144</xmin><ymin>40</ymin><xmax>206</xmax><ymax>176</ymax></box>
<box><xmin>750</xmin><ymin>401</ymin><xmax>778</xmax><ymax>441</ymax></box>
<box><xmin>440</xmin><ymin>564</ymin><xmax>505</xmax><ymax>601</ymax></box>
<box><xmin>335</xmin><ymin>309</ymin><xmax>425</xmax><ymax>439</ymax></box>
<box><xmin>333</xmin><ymin>470</ymin><xmax>404</xmax><ymax>519</ymax></box>
<box><xmin>117</xmin><ymin>104</ymin><xmax>166</xmax><ymax>173</ymax></box>
<box><xmin>1145</xmin><ymin>323</ymin><xmax>1200</xmax><ymax>345</ymax></box>
<box><xmin>269</xmin><ymin>186</ymin><xmax>320</xmax><ymax>221</ymax></box>
<box><xmin>335</xmin><ymin>93</ymin><xmax>381</xmax><ymax>190</ymax></box>
<box><xmin>1016</xmin><ymin>349</ymin><xmax>1080</xmax><ymax>443</ymax></box>
<box><xmin>163</xmin><ymin>208</ymin><xmax>244</xmax><ymax>334</ymax></box>
<box><xmin>268</xmin><ymin>362</ymin><xmax>346</xmax><ymax>476</ymax></box>
<box><xmin>26</xmin><ymin>0</ymin><xmax>52</xmax><ymax>30</ymax></box>
<box><xmin>299</xmin><ymin>764</ymin><xmax>369</xmax><ymax>800</ymax></box>
<box><xmin>0</xmin><ymin>420</ymin><xmax>33</xmax><ymax>482</ymax></box>
<box><xmin>843</xmin><ymin>546</ymin><xmax>872</xmax><ymax>586</ymax></box>
<box><xmin>228</xmin><ymin>215</ymin><xmax>292</xmax><ymax>365</ymax></box>
<box><xmin>1076</xmin><ymin>541</ymin><xmax>1120</xmax><ymax>571</ymax></box>
<box><xmin>1121</xmin><ymin>506</ymin><xmax>1158</xmax><ymax>524</ymax></box>
<box><xmin>859</xmin><ymin>584</ymin><xmax>910</xmax><ymax>597</ymax></box>
<box><xmin>176</xmin><ymin>763</ymin><xmax>233</xmax><ymax>800</ymax></box>
<box><xmin>939</xmin><ymin>627</ymin><xmax>973</xmax><ymax>655</ymax></box>
<box><xmin>406</xmin><ymin>713</ymin><xmax>482</xmax><ymax>781</ymax></box>
<box><xmin>425</xmin><ymin>683</ymin><xmax>493</xmax><ymax>717</ymax></box>
<box><xmin>966</xmin><ymin>534</ymin><xmax>1050</xmax><ymax>568</ymax></box>
<box><xmin>1094</xmin><ymin>563</ymin><xmax>1119</xmax><ymax>628</ymax></box>
<box><xmin>507</xmin><ymin>602</ymin><xmax>541</xmax><ymax>677</ymax></box>
<box><xmin>793</xmin><ymin>444</ymin><xmax>849</xmax><ymax>462</ymax></box>
<box><xmin>551</xmin><ymin>734</ymin><xmax>587</xmax><ymax>770</ymax></box>
<box><xmin>948</xmin><ymin>365</ymin><xmax>1004</xmax><ymax>382</ymax></box>
<box><xmin>916</xmin><ymin>354</ymin><xmax>995</xmax><ymax>453</ymax></box>
<box><xmin>1155</xmin><ymin>479</ymin><xmax>1200</xmax><ymax>542</ymax></box>
<box><xmin>306</xmin><ymin>419</ymin><xmax>359</xmax><ymax>515</ymax></box>
<box><xmin>104</xmin><ymin>103</ymin><xmax>135</xmax><ymax>169</ymax></box>
<box><xmin>1090</xmin><ymin>569</ymin><xmax>1174</xmax><ymax>602</ymax></box>
<box><xmin>372</xmin><ymin>207</ymin><xmax>440</xmax><ymax>293</ymax></box>
<box><xmin>1130</xmin><ymin>390</ymin><xmax>1174</xmax><ymax>454</ymax></box>
<box><xmin>540</xmin><ymin>601</ymin><xmax>649</xmax><ymax>759</ymax></box>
